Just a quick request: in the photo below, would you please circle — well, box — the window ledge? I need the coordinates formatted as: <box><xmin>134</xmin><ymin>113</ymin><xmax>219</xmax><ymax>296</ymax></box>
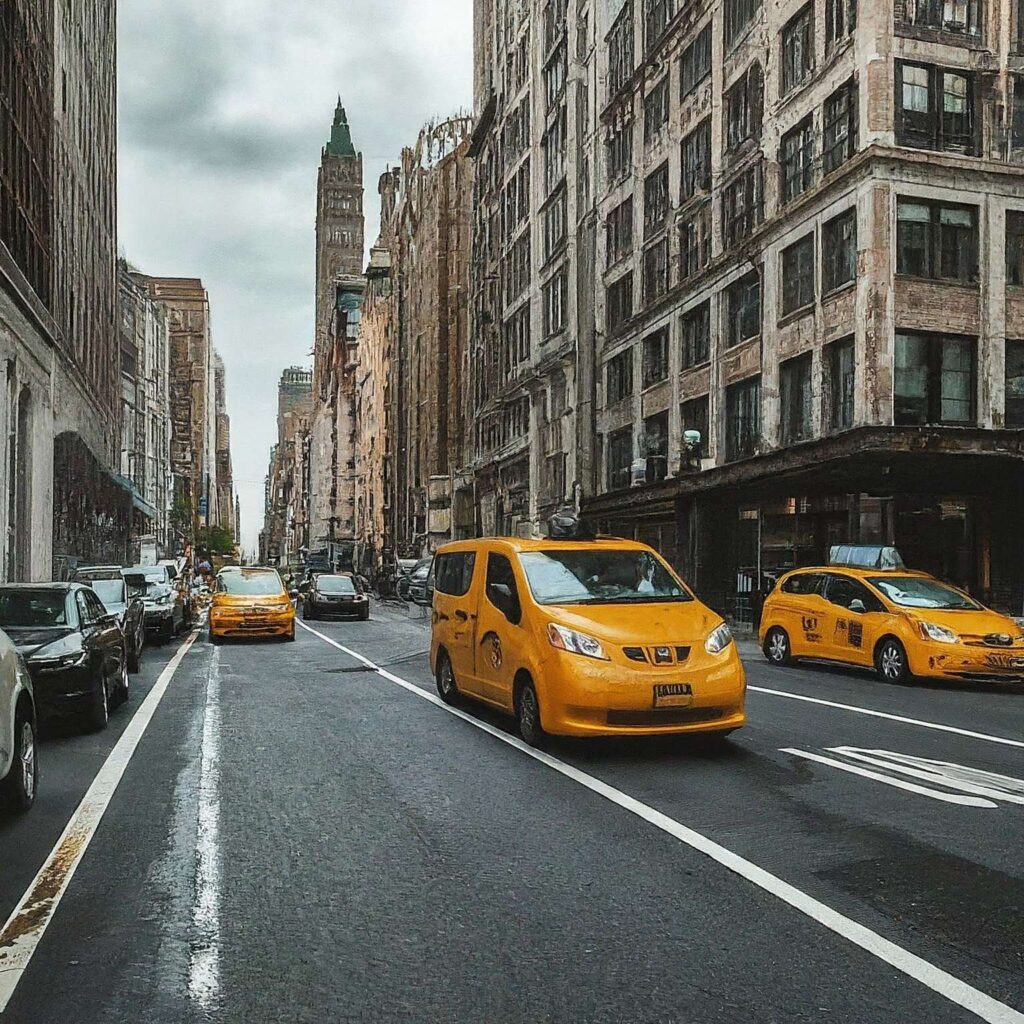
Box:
<box><xmin>725</xmin><ymin>335</ymin><xmax>760</xmax><ymax>353</ymax></box>
<box><xmin>778</xmin><ymin>303</ymin><xmax>815</xmax><ymax>328</ymax></box>
<box><xmin>893</xmin><ymin>22</ymin><xmax>988</xmax><ymax>50</ymax></box>
<box><xmin>641</xmin><ymin>378</ymin><xmax>670</xmax><ymax>395</ymax></box>
<box><xmin>680</xmin><ymin>360</ymin><xmax>711</xmax><ymax>375</ymax></box>
<box><xmin>895</xmin><ymin>274</ymin><xmax>979</xmax><ymax>290</ymax></box>
<box><xmin>822</xmin><ymin>279</ymin><xmax>857</xmax><ymax>302</ymax></box>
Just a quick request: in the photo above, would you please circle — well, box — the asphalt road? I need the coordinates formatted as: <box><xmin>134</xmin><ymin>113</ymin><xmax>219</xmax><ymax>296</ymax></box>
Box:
<box><xmin>1</xmin><ymin>602</ymin><xmax>1021</xmax><ymax>1023</ymax></box>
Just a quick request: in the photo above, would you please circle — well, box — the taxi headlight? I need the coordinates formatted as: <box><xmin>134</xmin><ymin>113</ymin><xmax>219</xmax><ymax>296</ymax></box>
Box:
<box><xmin>705</xmin><ymin>623</ymin><xmax>734</xmax><ymax>655</ymax></box>
<box><xmin>547</xmin><ymin>623</ymin><xmax>610</xmax><ymax>661</ymax></box>
<box><xmin>919</xmin><ymin>621</ymin><xmax>957</xmax><ymax>644</ymax></box>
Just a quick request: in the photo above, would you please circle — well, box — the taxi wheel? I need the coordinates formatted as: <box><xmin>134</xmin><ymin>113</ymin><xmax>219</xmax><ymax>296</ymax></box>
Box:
<box><xmin>435</xmin><ymin>652</ymin><xmax>461</xmax><ymax>706</ymax></box>
<box><xmin>763</xmin><ymin>627</ymin><xmax>792</xmax><ymax>666</ymax></box>
<box><xmin>875</xmin><ymin>637</ymin><xmax>911</xmax><ymax>685</ymax></box>
<box><xmin>516</xmin><ymin>678</ymin><xmax>546</xmax><ymax>748</ymax></box>
<box><xmin>209</xmin><ymin>628</ymin><xmax>224</xmax><ymax>646</ymax></box>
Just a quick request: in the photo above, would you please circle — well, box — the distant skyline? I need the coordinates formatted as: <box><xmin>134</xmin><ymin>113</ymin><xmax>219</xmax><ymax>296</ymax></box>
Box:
<box><xmin>117</xmin><ymin>0</ymin><xmax>474</xmax><ymax>554</ymax></box>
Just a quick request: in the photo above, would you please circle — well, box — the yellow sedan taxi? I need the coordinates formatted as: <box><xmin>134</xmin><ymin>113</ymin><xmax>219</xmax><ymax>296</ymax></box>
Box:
<box><xmin>208</xmin><ymin>568</ymin><xmax>296</xmax><ymax>644</ymax></box>
<box><xmin>429</xmin><ymin>526</ymin><xmax>745</xmax><ymax>746</ymax></box>
<box><xmin>760</xmin><ymin>558</ymin><xmax>1024</xmax><ymax>684</ymax></box>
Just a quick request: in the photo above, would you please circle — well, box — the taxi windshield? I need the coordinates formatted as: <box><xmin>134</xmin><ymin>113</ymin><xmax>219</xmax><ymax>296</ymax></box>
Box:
<box><xmin>519</xmin><ymin>549</ymin><xmax>691</xmax><ymax>606</ymax></box>
<box><xmin>868</xmin><ymin>576</ymin><xmax>980</xmax><ymax>610</ymax></box>
<box><xmin>316</xmin><ymin>576</ymin><xmax>357</xmax><ymax>595</ymax></box>
<box><xmin>218</xmin><ymin>571</ymin><xmax>284</xmax><ymax>596</ymax></box>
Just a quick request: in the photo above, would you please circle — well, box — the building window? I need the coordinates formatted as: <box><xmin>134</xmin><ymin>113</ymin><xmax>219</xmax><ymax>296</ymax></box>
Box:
<box><xmin>644</xmin><ymin>162</ymin><xmax>671</xmax><ymax>235</ymax></box>
<box><xmin>642</xmin><ymin>411</ymin><xmax>669</xmax><ymax>481</ymax></box>
<box><xmin>826</xmin><ymin>0</ymin><xmax>857</xmax><ymax>48</ymax></box>
<box><xmin>895</xmin><ymin>332</ymin><xmax>976</xmax><ymax>425</ymax></box>
<box><xmin>903</xmin><ymin>0</ymin><xmax>980</xmax><ymax>37</ymax></box>
<box><xmin>507</xmin><ymin>234</ymin><xmax>532</xmax><ymax>299</ymax></box>
<box><xmin>827</xmin><ymin>336</ymin><xmax>856</xmax><ymax>430</ymax></box>
<box><xmin>543</xmin><ymin>0</ymin><xmax>568</xmax><ymax>52</ymax></box>
<box><xmin>1006</xmin><ymin>339</ymin><xmax>1024</xmax><ymax>427</ymax></box>
<box><xmin>608</xmin><ymin>3</ymin><xmax>635</xmax><ymax>98</ymax></box>
<box><xmin>644</xmin><ymin>238</ymin><xmax>670</xmax><ymax>304</ymax></box>
<box><xmin>722</xmin><ymin>162</ymin><xmax>763</xmax><ymax>247</ymax></box>
<box><xmin>543</xmin><ymin>187</ymin><xmax>568</xmax><ymax>262</ymax></box>
<box><xmin>782</xmin><ymin>6</ymin><xmax>814</xmax><ymax>96</ymax></box>
<box><xmin>606</xmin><ymin>197</ymin><xmax>634</xmax><ymax>268</ymax></box>
<box><xmin>606</xmin><ymin>350</ymin><xmax>634</xmax><ymax>406</ymax></box>
<box><xmin>543</xmin><ymin>107</ymin><xmax>567</xmax><ymax>192</ymax></box>
<box><xmin>781</xmin><ymin>234</ymin><xmax>815</xmax><ymax>316</ymax></box>
<box><xmin>725</xmin><ymin>0</ymin><xmax>762</xmax><ymax>48</ymax></box>
<box><xmin>545</xmin><ymin>40</ymin><xmax>568</xmax><ymax>110</ymax></box>
<box><xmin>823</xmin><ymin>80</ymin><xmax>858</xmax><ymax>175</ymax></box>
<box><xmin>1011</xmin><ymin>75</ymin><xmax>1024</xmax><ymax>157</ymax></box>
<box><xmin>503</xmin><ymin>306</ymin><xmax>531</xmax><ymax>378</ymax></box>
<box><xmin>896</xmin><ymin>62</ymin><xmax>976</xmax><ymax>155</ymax></box>
<box><xmin>607</xmin><ymin>272</ymin><xmax>634</xmax><ymax>332</ymax></box>
<box><xmin>608</xmin><ymin>427</ymin><xmax>634</xmax><ymax>489</ymax></box>
<box><xmin>780</xmin><ymin>352</ymin><xmax>813</xmax><ymax>444</ymax></box>
<box><xmin>725</xmin><ymin>270</ymin><xmax>761</xmax><ymax>347</ymax></box>
<box><xmin>543</xmin><ymin>268</ymin><xmax>569</xmax><ymax>336</ymax></box>
<box><xmin>823</xmin><ymin>208</ymin><xmax>857</xmax><ymax>292</ymax></box>
<box><xmin>644</xmin><ymin>76</ymin><xmax>670</xmax><ymax>144</ymax></box>
<box><xmin>680</xmin><ymin>203</ymin><xmax>711</xmax><ymax>280</ymax></box>
<box><xmin>681</xmin><ymin>301</ymin><xmax>710</xmax><ymax>368</ymax></box>
<box><xmin>680</xmin><ymin>23</ymin><xmax>712</xmax><ymax>97</ymax></box>
<box><xmin>645</xmin><ymin>0</ymin><xmax>676</xmax><ymax>51</ymax></box>
<box><xmin>681</xmin><ymin>119</ymin><xmax>711</xmax><ymax>200</ymax></box>
<box><xmin>726</xmin><ymin>376</ymin><xmax>761</xmax><ymax>461</ymax></box>
<box><xmin>607</xmin><ymin>119</ymin><xmax>634</xmax><ymax>183</ymax></box>
<box><xmin>781</xmin><ymin>117</ymin><xmax>815</xmax><ymax>203</ymax></box>
<box><xmin>896</xmin><ymin>199</ymin><xmax>977</xmax><ymax>284</ymax></box>
<box><xmin>642</xmin><ymin>327</ymin><xmax>670</xmax><ymax>387</ymax></box>
<box><xmin>680</xmin><ymin>396</ymin><xmax>710</xmax><ymax>458</ymax></box>
<box><xmin>1007</xmin><ymin>211</ymin><xmax>1024</xmax><ymax>286</ymax></box>
<box><xmin>725</xmin><ymin>64</ymin><xmax>763</xmax><ymax>151</ymax></box>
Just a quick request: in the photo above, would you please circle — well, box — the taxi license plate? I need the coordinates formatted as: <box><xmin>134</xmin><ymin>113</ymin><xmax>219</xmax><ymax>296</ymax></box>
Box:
<box><xmin>986</xmin><ymin>654</ymin><xmax>1024</xmax><ymax>669</ymax></box>
<box><xmin>653</xmin><ymin>683</ymin><xmax>693</xmax><ymax>708</ymax></box>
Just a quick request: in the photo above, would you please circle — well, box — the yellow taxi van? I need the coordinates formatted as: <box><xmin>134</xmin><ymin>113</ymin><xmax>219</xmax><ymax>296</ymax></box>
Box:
<box><xmin>429</xmin><ymin>517</ymin><xmax>746</xmax><ymax>745</ymax></box>
<box><xmin>759</xmin><ymin>545</ymin><xmax>1024</xmax><ymax>684</ymax></box>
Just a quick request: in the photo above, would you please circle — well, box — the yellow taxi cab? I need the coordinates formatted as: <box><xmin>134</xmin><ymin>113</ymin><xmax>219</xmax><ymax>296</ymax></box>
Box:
<box><xmin>429</xmin><ymin>517</ymin><xmax>746</xmax><ymax>746</ymax></box>
<box><xmin>208</xmin><ymin>567</ymin><xmax>296</xmax><ymax>644</ymax></box>
<box><xmin>759</xmin><ymin>545</ymin><xmax>1024</xmax><ymax>684</ymax></box>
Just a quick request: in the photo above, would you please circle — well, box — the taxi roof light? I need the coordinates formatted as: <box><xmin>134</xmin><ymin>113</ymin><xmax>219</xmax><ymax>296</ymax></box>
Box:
<box><xmin>828</xmin><ymin>544</ymin><xmax>906</xmax><ymax>571</ymax></box>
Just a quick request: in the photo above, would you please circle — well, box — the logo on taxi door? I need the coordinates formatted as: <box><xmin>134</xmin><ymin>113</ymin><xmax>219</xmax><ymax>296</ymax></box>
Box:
<box><xmin>482</xmin><ymin>632</ymin><xmax>503</xmax><ymax>670</ymax></box>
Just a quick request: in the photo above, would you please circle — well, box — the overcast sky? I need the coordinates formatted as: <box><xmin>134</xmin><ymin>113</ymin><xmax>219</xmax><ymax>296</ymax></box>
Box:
<box><xmin>117</xmin><ymin>0</ymin><xmax>474</xmax><ymax>555</ymax></box>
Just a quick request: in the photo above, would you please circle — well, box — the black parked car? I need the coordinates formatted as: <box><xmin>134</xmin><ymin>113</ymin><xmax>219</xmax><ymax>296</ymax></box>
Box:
<box><xmin>0</xmin><ymin>584</ymin><xmax>129</xmax><ymax>732</ymax></box>
<box><xmin>74</xmin><ymin>569</ymin><xmax>146</xmax><ymax>673</ymax></box>
<box><xmin>302</xmin><ymin>574</ymin><xmax>370</xmax><ymax>621</ymax></box>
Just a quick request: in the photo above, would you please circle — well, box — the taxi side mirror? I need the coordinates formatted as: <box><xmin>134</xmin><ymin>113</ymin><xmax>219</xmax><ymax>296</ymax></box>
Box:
<box><xmin>849</xmin><ymin>599</ymin><xmax>867</xmax><ymax>614</ymax></box>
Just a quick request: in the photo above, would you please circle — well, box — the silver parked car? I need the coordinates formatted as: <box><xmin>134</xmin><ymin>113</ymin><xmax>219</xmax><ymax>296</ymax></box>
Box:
<box><xmin>0</xmin><ymin>625</ymin><xmax>37</xmax><ymax>813</ymax></box>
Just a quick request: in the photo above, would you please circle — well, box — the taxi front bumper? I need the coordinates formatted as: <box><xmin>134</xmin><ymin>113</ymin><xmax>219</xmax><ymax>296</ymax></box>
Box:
<box><xmin>912</xmin><ymin>642</ymin><xmax>1024</xmax><ymax>683</ymax></box>
<box><xmin>209</xmin><ymin>606</ymin><xmax>294</xmax><ymax>638</ymax></box>
<box><xmin>539</xmin><ymin>645</ymin><xmax>746</xmax><ymax>737</ymax></box>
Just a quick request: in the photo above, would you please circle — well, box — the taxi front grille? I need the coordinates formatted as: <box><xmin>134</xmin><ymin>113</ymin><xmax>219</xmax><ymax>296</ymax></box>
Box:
<box><xmin>622</xmin><ymin>646</ymin><xmax>692</xmax><ymax>665</ymax></box>
<box><xmin>607</xmin><ymin>708</ymin><xmax>724</xmax><ymax>727</ymax></box>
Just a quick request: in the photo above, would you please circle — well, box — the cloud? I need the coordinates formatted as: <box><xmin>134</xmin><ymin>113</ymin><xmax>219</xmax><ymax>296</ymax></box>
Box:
<box><xmin>118</xmin><ymin>0</ymin><xmax>474</xmax><ymax>553</ymax></box>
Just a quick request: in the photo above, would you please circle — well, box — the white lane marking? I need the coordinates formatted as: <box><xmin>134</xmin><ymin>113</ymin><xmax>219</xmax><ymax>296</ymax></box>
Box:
<box><xmin>0</xmin><ymin>630</ymin><xmax>202</xmax><ymax>1011</ymax></box>
<box><xmin>297</xmin><ymin>620</ymin><xmax>1024</xmax><ymax>1024</ymax></box>
<box><xmin>781</xmin><ymin>748</ymin><xmax>998</xmax><ymax>808</ymax></box>
<box><xmin>749</xmin><ymin>685</ymin><xmax>1024</xmax><ymax>750</ymax></box>
<box><xmin>830</xmin><ymin>748</ymin><xmax>1024</xmax><ymax>806</ymax></box>
<box><xmin>188</xmin><ymin>646</ymin><xmax>222</xmax><ymax>1010</ymax></box>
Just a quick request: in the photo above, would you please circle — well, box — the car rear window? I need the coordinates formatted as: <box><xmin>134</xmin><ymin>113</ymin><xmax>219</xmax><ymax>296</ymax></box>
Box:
<box><xmin>781</xmin><ymin>573</ymin><xmax>824</xmax><ymax>596</ymax></box>
<box><xmin>434</xmin><ymin>553</ymin><xmax>476</xmax><ymax>597</ymax></box>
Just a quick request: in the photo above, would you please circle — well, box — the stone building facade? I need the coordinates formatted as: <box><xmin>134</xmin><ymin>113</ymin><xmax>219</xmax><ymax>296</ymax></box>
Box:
<box><xmin>468</xmin><ymin>0</ymin><xmax>597</xmax><ymax>539</ymax></box>
<box><xmin>261</xmin><ymin>367</ymin><xmax>313</xmax><ymax>567</ymax></box>
<box><xmin>568</xmin><ymin>0</ymin><xmax>1024</xmax><ymax>618</ymax></box>
<box><xmin>118</xmin><ymin>262</ymin><xmax>172</xmax><ymax>553</ymax></box>
<box><xmin>136</xmin><ymin>276</ymin><xmax>233</xmax><ymax>543</ymax></box>
<box><xmin>1</xmin><ymin>0</ymin><xmax>130</xmax><ymax>580</ymax></box>
<box><xmin>214</xmin><ymin>353</ymin><xmax>236</xmax><ymax>539</ymax></box>
<box><xmin>310</xmin><ymin>102</ymin><xmax>366</xmax><ymax>563</ymax></box>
